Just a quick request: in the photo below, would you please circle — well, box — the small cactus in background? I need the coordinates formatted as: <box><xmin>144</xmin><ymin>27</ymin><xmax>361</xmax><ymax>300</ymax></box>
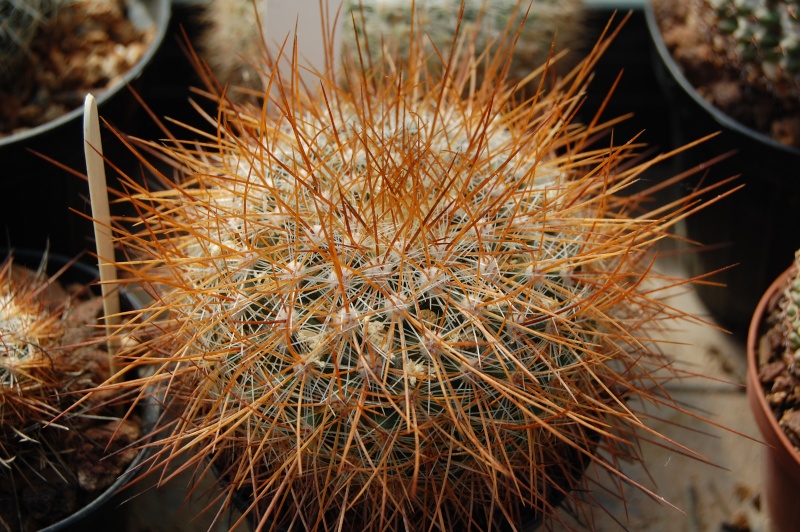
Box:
<box><xmin>776</xmin><ymin>251</ymin><xmax>800</xmax><ymax>444</ymax></box>
<box><xmin>0</xmin><ymin>255</ymin><xmax>106</xmax><ymax>471</ymax></box>
<box><xmin>653</xmin><ymin>0</ymin><xmax>800</xmax><ymax>146</ymax></box>
<box><xmin>199</xmin><ymin>0</ymin><xmax>585</xmax><ymax>96</ymax></box>
<box><xmin>342</xmin><ymin>0</ymin><xmax>585</xmax><ymax>83</ymax></box>
<box><xmin>706</xmin><ymin>0</ymin><xmax>800</xmax><ymax>98</ymax></box>
<box><xmin>0</xmin><ymin>257</ymin><xmax>68</xmax><ymax>454</ymax></box>
<box><xmin>198</xmin><ymin>0</ymin><xmax>268</xmax><ymax>93</ymax></box>
<box><xmin>754</xmin><ymin>250</ymin><xmax>800</xmax><ymax>452</ymax></box>
<box><xmin>100</xmin><ymin>6</ymin><xmax>733</xmax><ymax>531</ymax></box>
<box><xmin>780</xmin><ymin>252</ymin><xmax>800</xmax><ymax>357</ymax></box>
<box><xmin>0</xmin><ymin>0</ymin><xmax>60</xmax><ymax>80</ymax></box>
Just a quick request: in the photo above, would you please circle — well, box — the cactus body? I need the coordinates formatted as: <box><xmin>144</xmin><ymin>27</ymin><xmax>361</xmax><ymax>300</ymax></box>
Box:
<box><xmin>106</xmin><ymin>8</ymin><xmax>729</xmax><ymax>531</ymax></box>
<box><xmin>781</xmin><ymin>251</ymin><xmax>800</xmax><ymax>359</ymax></box>
<box><xmin>199</xmin><ymin>0</ymin><xmax>268</xmax><ymax>91</ymax></box>
<box><xmin>705</xmin><ymin>0</ymin><xmax>800</xmax><ymax>96</ymax></box>
<box><xmin>0</xmin><ymin>256</ymin><xmax>103</xmax><ymax>468</ymax></box>
<box><xmin>0</xmin><ymin>259</ymin><xmax>65</xmax><ymax>432</ymax></box>
<box><xmin>342</xmin><ymin>0</ymin><xmax>585</xmax><ymax>82</ymax></box>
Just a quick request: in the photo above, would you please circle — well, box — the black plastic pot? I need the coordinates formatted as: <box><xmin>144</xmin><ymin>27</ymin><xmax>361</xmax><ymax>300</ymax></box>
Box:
<box><xmin>645</xmin><ymin>2</ymin><xmax>800</xmax><ymax>331</ymax></box>
<box><xmin>0</xmin><ymin>0</ymin><xmax>171</xmax><ymax>266</ymax></box>
<box><xmin>0</xmin><ymin>249</ymin><xmax>157</xmax><ymax>531</ymax></box>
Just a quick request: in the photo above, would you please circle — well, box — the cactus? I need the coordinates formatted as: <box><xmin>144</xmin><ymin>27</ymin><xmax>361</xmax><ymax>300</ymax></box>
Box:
<box><xmin>0</xmin><ymin>257</ymin><xmax>67</xmax><ymax>453</ymax></box>
<box><xmin>772</xmin><ymin>250</ymin><xmax>800</xmax><ymax>382</ymax></box>
<box><xmin>0</xmin><ymin>0</ymin><xmax>60</xmax><ymax>80</ymax></box>
<box><xmin>199</xmin><ymin>0</ymin><xmax>585</xmax><ymax>95</ymax></box>
<box><xmin>198</xmin><ymin>0</ymin><xmax>268</xmax><ymax>93</ymax></box>
<box><xmin>0</xmin><ymin>254</ymin><xmax>145</xmax><ymax>529</ymax></box>
<box><xmin>100</xmin><ymin>7</ymin><xmax>732</xmax><ymax>531</ymax></box>
<box><xmin>781</xmin><ymin>252</ymin><xmax>800</xmax><ymax>357</ymax></box>
<box><xmin>0</xmin><ymin>255</ymin><xmax>104</xmax><ymax>471</ymax></box>
<box><xmin>774</xmin><ymin>251</ymin><xmax>800</xmax><ymax>447</ymax></box>
<box><xmin>342</xmin><ymin>0</ymin><xmax>585</xmax><ymax>83</ymax></box>
<box><xmin>754</xmin><ymin>250</ymin><xmax>800</xmax><ymax>450</ymax></box>
<box><xmin>703</xmin><ymin>0</ymin><xmax>800</xmax><ymax>97</ymax></box>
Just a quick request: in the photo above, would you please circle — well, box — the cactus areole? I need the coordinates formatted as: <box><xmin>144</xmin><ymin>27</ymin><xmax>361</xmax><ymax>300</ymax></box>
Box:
<box><xmin>105</xmin><ymin>6</ymin><xmax>729</xmax><ymax>531</ymax></box>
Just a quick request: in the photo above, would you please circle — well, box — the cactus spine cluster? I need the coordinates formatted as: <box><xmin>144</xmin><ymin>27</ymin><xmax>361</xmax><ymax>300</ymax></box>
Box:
<box><xmin>706</xmin><ymin>0</ymin><xmax>800</xmax><ymax>96</ymax></box>
<box><xmin>0</xmin><ymin>259</ymin><xmax>65</xmax><ymax>441</ymax></box>
<box><xmin>342</xmin><ymin>0</ymin><xmax>585</xmax><ymax>83</ymax></box>
<box><xmin>103</xmin><ymin>7</ymin><xmax>728</xmax><ymax>531</ymax></box>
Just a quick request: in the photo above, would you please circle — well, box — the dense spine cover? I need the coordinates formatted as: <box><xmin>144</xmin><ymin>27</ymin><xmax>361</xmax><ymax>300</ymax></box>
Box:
<box><xmin>102</xmin><ymin>5</ymin><xmax>734</xmax><ymax>530</ymax></box>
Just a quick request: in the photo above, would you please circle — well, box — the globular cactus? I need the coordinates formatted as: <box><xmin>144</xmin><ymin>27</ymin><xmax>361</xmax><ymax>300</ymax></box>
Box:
<box><xmin>704</xmin><ymin>0</ymin><xmax>800</xmax><ymax>97</ymax></box>
<box><xmin>0</xmin><ymin>257</ymin><xmax>67</xmax><ymax>447</ymax></box>
<box><xmin>199</xmin><ymin>0</ymin><xmax>268</xmax><ymax>93</ymax></box>
<box><xmin>0</xmin><ymin>255</ymin><xmax>103</xmax><ymax>470</ymax></box>
<box><xmin>755</xmin><ymin>250</ymin><xmax>800</xmax><ymax>449</ymax></box>
<box><xmin>342</xmin><ymin>0</ymin><xmax>585</xmax><ymax>83</ymax></box>
<box><xmin>776</xmin><ymin>251</ymin><xmax>800</xmax><ymax>446</ymax></box>
<box><xmin>102</xmin><ymin>7</ymin><xmax>730</xmax><ymax>531</ymax></box>
<box><xmin>781</xmin><ymin>251</ymin><xmax>800</xmax><ymax>358</ymax></box>
<box><xmin>0</xmin><ymin>0</ymin><xmax>60</xmax><ymax>80</ymax></box>
<box><xmin>0</xmin><ymin>254</ymin><xmax>144</xmax><ymax>529</ymax></box>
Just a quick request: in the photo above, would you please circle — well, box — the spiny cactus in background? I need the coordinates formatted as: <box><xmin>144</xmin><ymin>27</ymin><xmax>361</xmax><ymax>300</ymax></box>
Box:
<box><xmin>756</xmin><ymin>250</ymin><xmax>800</xmax><ymax>450</ymax></box>
<box><xmin>99</xmin><ymin>7</ymin><xmax>734</xmax><ymax>531</ymax></box>
<box><xmin>705</xmin><ymin>0</ymin><xmax>800</xmax><ymax>97</ymax></box>
<box><xmin>779</xmin><ymin>251</ymin><xmax>800</xmax><ymax>365</ymax></box>
<box><xmin>199</xmin><ymin>0</ymin><xmax>268</xmax><ymax>94</ymax></box>
<box><xmin>342</xmin><ymin>0</ymin><xmax>585</xmax><ymax>84</ymax></box>
<box><xmin>0</xmin><ymin>258</ymin><xmax>66</xmax><ymax>446</ymax></box>
<box><xmin>0</xmin><ymin>0</ymin><xmax>60</xmax><ymax>80</ymax></box>
<box><xmin>0</xmin><ymin>254</ymin><xmax>145</xmax><ymax>529</ymax></box>
<box><xmin>0</xmin><ymin>255</ymin><xmax>102</xmax><ymax>471</ymax></box>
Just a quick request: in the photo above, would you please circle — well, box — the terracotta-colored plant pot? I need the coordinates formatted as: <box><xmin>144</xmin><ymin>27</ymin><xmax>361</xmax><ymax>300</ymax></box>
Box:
<box><xmin>747</xmin><ymin>267</ymin><xmax>800</xmax><ymax>532</ymax></box>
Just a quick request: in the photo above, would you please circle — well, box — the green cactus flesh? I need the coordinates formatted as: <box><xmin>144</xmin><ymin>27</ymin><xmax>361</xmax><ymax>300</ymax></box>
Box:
<box><xmin>784</xmin><ymin>251</ymin><xmax>800</xmax><ymax>353</ymax></box>
<box><xmin>707</xmin><ymin>0</ymin><xmax>800</xmax><ymax>88</ymax></box>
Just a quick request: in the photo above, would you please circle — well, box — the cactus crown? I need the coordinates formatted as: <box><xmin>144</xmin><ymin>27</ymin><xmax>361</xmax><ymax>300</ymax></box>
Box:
<box><xmin>706</xmin><ymin>0</ymin><xmax>800</xmax><ymax>93</ymax></box>
<box><xmin>103</xmin><ymin>7</ymin><xmax>728</xmax><ymax>531</ymax></box>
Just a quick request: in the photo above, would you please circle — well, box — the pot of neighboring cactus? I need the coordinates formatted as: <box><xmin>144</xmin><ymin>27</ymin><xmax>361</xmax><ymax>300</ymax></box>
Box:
<box><xmin>747</xmin><ymin>250</ymin><xmax>800</xmax><ymax>531</ymax></box>
<box><xmin>0</xmin><ymin>249</ymin><xmax>155</xmax><ymax>530</ymax></box>
<box><xmin>0</xmin><ymin>0</ymin><xmax>171</xmax><ymax>145</ymax></box>
<box><xmin>0</xmin><ymin>0</ymin><xmax>170</xmax><ymax>264</ymax></box>
<box><xmin>92</xmin><ymin>4</ymin><xmax>738</xmax><ymax>531</ymax></box>
<box><xmin>646</xmin><ymin>0</ymin><xmax>800</xmax><ymax>330</ymax></box>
